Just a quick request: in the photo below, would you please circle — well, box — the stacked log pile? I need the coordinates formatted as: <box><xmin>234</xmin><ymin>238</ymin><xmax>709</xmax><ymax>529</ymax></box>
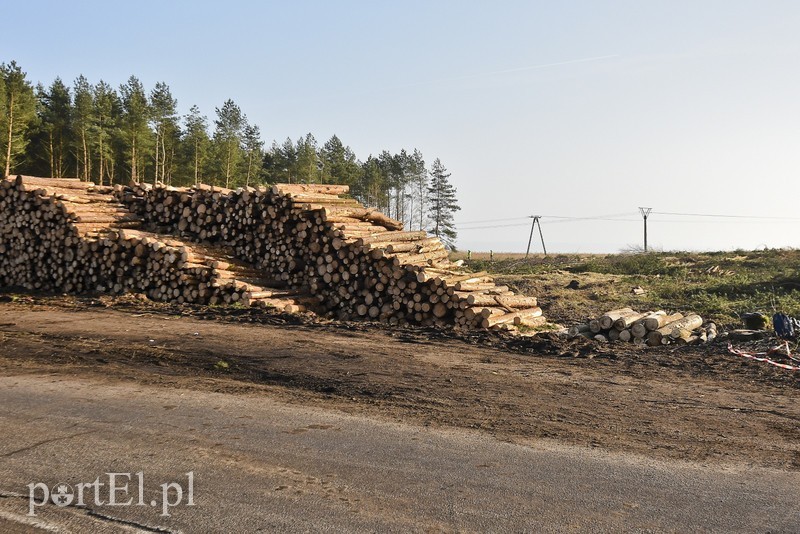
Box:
<box><xmin>569</xmin><ymin>308</ymin><xmax>716</xmax><ymax>346</ymax></box>
<box><xmin>0</xmin><ymin>175</ymin><xmax>308</xmax><ymax>311</ymax></box>
<box><xmin>114</xmin><ymin>181</ymin><xmax>544</xmax><ymax>330</ymax></box>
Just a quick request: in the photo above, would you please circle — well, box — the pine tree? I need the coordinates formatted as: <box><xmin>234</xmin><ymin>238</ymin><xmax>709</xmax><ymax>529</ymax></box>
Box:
<box><xmin>321</xmin><ymin>135</ymin><xmax>359</xmax><ymax>187</ymax></box>
<box><xmin>1</xmin><ymin>61</ymin><xmax>37</xmax><ymax>177</ymax></box>
<box><xmin>92</xmin><ymin>81</ymin><xmax>120</xmax><ymax>185</ymax></box>
<box><xmin>72</xmin><ymin>75</ymin><xmax>95</xmax><ymax>181</ymax></box>
<box><xmin>212</xmin><ymin>99</ymin><xmax>245</xmax><ymax>188</ymax></box>
<box><xmin>354</xmin><ymin>156</ymin><xmax>386</xmax><ymax>209</ymax></box>
<box><xmin>37</xmin><ymin>78</ymin><xmax>72</xmax><ymax>178</ymax></box>
<box><xmin>149</xmin><ymin>82</ymin><xmax>178</xmax><ymax>184</ymax></box>
<box><xmin>426</xmin><ymin>158</ymin><xmax>460</xmax><ymax>250</ymax></box>
<box><xmin>393</xmin><ymin>149</ymin><xmax>413</xmax><ymax>223</ymax></box>
<box><xmin>182</xmin><ymin>105</ymin><xmax>210</xmax><ymax>186</ymax></box>
<box><xmin>242</xmin><ymin>123</ymin><xmax>263</xmax><ymax>186</ymax></box>
<box><xmin>376</xmin><ymin>150</ymin><xmax>399</xmax><ymax>217</ymax></box>
<box><xmin>266</xmin><ymin>137</ymin><xmax>297</xmax><ymax>184</ymax></box>
<box><xmin>294</xmin><ymin>133</ymin><xmax>318</xmax><ymax>183</ymax></box>
<box><xmin>119</xmin><ymin>76</ymin><xmax>151</xmax><ymax>183</ymax></box>
<box><xmin>409</xmin><ymin>149</ymin><xmax>427</xmax><ymax>231</ymax></box>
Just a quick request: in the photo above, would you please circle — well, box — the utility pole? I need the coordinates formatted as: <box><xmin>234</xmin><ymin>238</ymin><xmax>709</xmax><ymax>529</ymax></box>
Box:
<box><xmin>525</xmin><ymin>216</ymin><xmax>547</xmax><ymax>258</ymax></box>
<box><xmin>639</xmin><ymin>207</ymin><xmax>652</xmax><ymax>252</ymax></box>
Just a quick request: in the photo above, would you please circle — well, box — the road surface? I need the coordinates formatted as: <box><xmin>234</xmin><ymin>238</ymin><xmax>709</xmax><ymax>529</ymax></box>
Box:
<box><xmin>0</xmin><ymin>374</ymin><xmax>797</xmax><ymax>532</ymax></box>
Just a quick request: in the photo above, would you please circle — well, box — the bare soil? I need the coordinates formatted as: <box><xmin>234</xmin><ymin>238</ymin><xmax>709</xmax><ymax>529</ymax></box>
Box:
<box><xmin>0</xmin><ymin>293</ymin><xmax>798</xmax><ymax>471</ymax></box>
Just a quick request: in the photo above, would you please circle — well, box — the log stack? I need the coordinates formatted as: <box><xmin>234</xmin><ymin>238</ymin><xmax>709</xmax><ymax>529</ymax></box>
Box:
<box><xmin>114</xmin><ymin>181</ymin><xmax>544</xmax><ymax>331</ymax></box>
<box><xmin>569</xmin><ymin>308</ymin><xmax>715</xmax><ymax>346</ymax></box>
<box><xmin>1</xmin><ymin>176</ymin><xmax>545</xmax><ymax>331</ymax></box>
<box><xmin>0</xmin><ymin>175</ymin><xmax>309</xmax><ymax>311</ymax></box>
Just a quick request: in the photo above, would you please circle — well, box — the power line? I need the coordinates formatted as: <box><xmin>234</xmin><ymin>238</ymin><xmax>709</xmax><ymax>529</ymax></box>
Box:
<box><xmin>454</xmin><ymin>216</ymin><xmax>530</xmax><ymax>225</ymax></box>
<box><xmin>457</xmin><ymin>222</ymin><xmax>531</xmax><ymax>231</ymax></box>
<box><xmin>456</xmin><ymin>210</ymin><xmax>800</xmax><ymax>230</ymax></box>
<box><xmin>546</xmin><ymin>217</ymin><xmax>640</xmax><ymax>224</ymax></box>
<box><xmin>652</xmin><ymin>211</ymin><xmax>800</xmax><ymax>221</ymax></box>
<box><xmin>648</xmin><ymin>219</ymin><xmax>793</xmax><ymax>225</ymax></box>
<box><xmin>539</xmin><ymin>212</ymin><xmax>636</xmax><ymax>220</ymax></box>
<box><xmin>455</xmin><ymin>208</ymin><xmax>800</xmax><ymax>233</ymax></box>
<box><xmin>456</xmin><ymin>212</ymin><xmax>640</xmax><ymax>229</ymax></box>
<box><xmin>455</xmin><ymin>212</ymin><xmax>638</xmax><ymax>226</ymax></box>
<box><xmin>458</xmin><ymin>218</ymin><xmax>638</xmax><ymax>230</ymax></box>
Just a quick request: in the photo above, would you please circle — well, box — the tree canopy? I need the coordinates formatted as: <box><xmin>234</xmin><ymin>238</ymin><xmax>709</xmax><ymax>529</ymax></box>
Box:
<box><xmin>0</xmin><ymin>59</ymin><xmax>460</xmax><ymax>245</ymax></box>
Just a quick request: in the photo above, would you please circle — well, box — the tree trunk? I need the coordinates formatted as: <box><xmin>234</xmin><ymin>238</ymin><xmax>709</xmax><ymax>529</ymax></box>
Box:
<box><xmin>225</xmin><ymin>142</ymin><xmax>232</xmax><ymax>188</ymax></box>
<box><xmin>57</xmin><ymin>132</ymin><xmax>64</xmax><ymax>178</ymax></box>
<box><xmin>168</xmin><ymin>145</ymin><xmax>175</xmax><ymax>185</ymax></box>
<box><xmin>154</xmin><ymin>125</ymin><xmax>160</xmax><ymax>184</ymax></box>
<box><xmin>48</xmin><ymin>131</ymin><xmax>55</xmax><ymax>178</ymax></box>
<box><xmin>81</xmin><ymin>129</ymin><xmax>89</xmax><ymax>182</ymax></box>
<box><xmin>131</xmin><ymin>136</ymin><xmax>137</xmax><ymax>183</ymax></box>
<box><xmin>4</xmin><ymin>93</ymin><xmax>14</xmax><ymax>176</ymax></box>
<box><xmin>98</xmin><ymin>135</ymin><xmax>105</xmax><ymax>187</ymax></box>
<box><xmin>194</xmin><ymin>138</ymin><xmax>199</xmax><ymax>185</ymax></box>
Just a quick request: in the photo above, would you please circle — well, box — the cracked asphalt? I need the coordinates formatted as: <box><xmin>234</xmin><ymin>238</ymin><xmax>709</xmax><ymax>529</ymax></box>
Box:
<box><xmin>0</xmin><ymin>374</ymin><xmax>798</xmax><ymax>533</ymax></box>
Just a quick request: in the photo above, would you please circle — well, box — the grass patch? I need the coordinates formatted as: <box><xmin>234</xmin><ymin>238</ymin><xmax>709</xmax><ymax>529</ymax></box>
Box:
<box><xmin>464</xmin><ymin>249</ymin><xmax>800</xmax><ymax>328</ymax></box>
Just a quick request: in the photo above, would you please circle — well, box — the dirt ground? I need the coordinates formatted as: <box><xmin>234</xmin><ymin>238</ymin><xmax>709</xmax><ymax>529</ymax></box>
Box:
<box><xmin>0</xmin><ymin>293</ymin><xmax>798</xmax><ymax>471</ymax></box>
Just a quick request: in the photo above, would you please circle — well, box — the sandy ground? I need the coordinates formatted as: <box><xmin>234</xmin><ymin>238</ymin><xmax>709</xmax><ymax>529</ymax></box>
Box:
<box><xmin>0</xmin><ymin>294</ymin><xmax>798</xmax><ymax>471</ymax></box>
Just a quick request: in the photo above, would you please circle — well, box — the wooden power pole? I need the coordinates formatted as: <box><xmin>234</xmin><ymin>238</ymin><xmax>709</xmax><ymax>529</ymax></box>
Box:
<box><xmin>638</xmin><ymin>207</ymin><xmax>652</xmax><ymax>252</ymax></box>
<box><xmin>525</xmin><ymin>216</ymin><xmax>547</xmax><ymax>258</ymax></box>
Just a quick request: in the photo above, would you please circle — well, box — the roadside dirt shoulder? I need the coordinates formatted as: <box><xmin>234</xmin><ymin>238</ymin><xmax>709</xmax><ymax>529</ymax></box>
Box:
<box><xmin>0</xmin><ymin>298</ymin><xmax>797</xmax><ymax>470</ymax></box>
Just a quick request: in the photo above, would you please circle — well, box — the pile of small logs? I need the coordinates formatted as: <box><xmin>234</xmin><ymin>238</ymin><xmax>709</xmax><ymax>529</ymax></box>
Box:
<box><xmin>568</xmin><ymin>308</ymin><xmax>717</xmax><ymax>346</ymax></box>
<box><xmin>114</xmin><ymin>181</ymin><xmax>544</xmax><ymax>330</ymax></box>
<box><xmin>1</xmin><ymin>175</ymin><xmax>544</xmax><ymax>331</ymax></box>
<box><xmin>0</xmin><ymin>175</ymin><xmax>309</xmax><ymax>311</ymax></box>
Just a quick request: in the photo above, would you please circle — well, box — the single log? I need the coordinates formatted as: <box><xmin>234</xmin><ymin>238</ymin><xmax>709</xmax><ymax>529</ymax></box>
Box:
<box><xmin>598</xmin><ymin>308</ymin><xmax>635</xmax><ymax>330</ymax></box>
<box><xmin>384</xmin><ymin>238</ymin><xmax>441</xmax><ymax>253</ymax></box>
<box><xmin>644</xmin><ymin>311</ymin><xmax>681</xmax><ymax>331</ymax></box>
<box><xmin>454</xmin><ymin>282</ymin><xmax>505</xmax><ymax>292</ymax></box>
<box><xmin>356</xmin><ymin>231</ymin><xmax>428</xmax><ymax>246</ymax></box>
<box><xmin>667</xmin><ymin>314</ymin><xmax>703</xmax><ymax>339</ymax></box>
<box><xmin>631</xmin><ymin>311</ymin><xmax>667</xmax><ymax>338</ymax></box>
<box><xmin>325</xmin><ymin>207</ymin><xmax>403</xmax><ymax>231</ymax></box>
<box><xmin>705</xmin><ymin>323</ymin><xmax>717</xmax><ymax>343</ymax></box>
<box><xmin>648</xmin><ymin>314</ymin><xmax>699</xmax><ymax>345</ymax></box>
<box><xmin>568</xmin><ymin>323</ymin><xmax>590</xmax><ymax>338</ymax></box>
<box><xmin>15</xmin><ymin>175</ymin><xmax>90</xmax><ymax>189</ymax></box>
<box><xmin>273</xmin><ymin>184</ymin><xmax>350</xmax><ymax>196</ymax></box>
<box><xmin>465</xmin><ymin>294</ymin><xmax>538</xmax><ymax>308</ymax></box>
<box><xmin>515</xmin><ymin>316</ymin><xmax>547</xmax><ymax>328</ymax></box>
<box><xmin>482</xmin><ymin>307</ymin><xmax>542</xmax><ymax>328</ymax></box>
<box><xmin>613</xmin><ymin>311</ymin><xmax>651</xmax><ymax>331</ymax></box>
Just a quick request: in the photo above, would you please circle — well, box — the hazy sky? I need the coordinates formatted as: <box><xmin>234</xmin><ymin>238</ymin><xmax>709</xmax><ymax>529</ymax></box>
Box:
<box><xmin>3</xmin><ymin>1</ymin><xmax>800</xmax><ymax>252</ymax></box>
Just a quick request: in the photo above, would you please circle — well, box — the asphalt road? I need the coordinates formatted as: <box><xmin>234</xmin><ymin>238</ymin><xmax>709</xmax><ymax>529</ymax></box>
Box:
<box><xmin>0</xmin><ymin>374</ymin><xmax>797</xmax><ymax>533</ymax></box>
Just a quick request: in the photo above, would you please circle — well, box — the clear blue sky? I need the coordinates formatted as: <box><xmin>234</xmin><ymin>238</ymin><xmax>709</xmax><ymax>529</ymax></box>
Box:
<box><xmin>3</xmin><ymin>0</ymin><xmax>800</xmax><ymax>252</ymax></box>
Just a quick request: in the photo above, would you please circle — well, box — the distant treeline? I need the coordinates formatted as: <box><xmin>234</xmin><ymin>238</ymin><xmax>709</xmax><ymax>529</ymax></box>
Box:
<box><xmin>0</xmin><ymin>61</ymin><xmax>460</xmax><ymax>246</ymax></box>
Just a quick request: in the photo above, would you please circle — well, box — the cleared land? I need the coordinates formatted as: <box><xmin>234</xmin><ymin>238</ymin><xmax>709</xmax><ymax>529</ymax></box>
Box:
<box><xmin>459</xmin><ymin>249</ymin><xmax>800</xmax><ymax>328</ymax></box>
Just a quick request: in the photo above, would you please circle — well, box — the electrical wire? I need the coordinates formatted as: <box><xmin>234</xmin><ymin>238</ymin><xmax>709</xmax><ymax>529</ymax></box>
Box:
<box><xmin>453</xmin><ymin>216</ymin><xmax>530</xmax><ymax>225</ymax></box>
<box><xmin>457</xmin><ymin>222</ymin><xmax>531</xmax><ymax>231</ymax></box>
<box><xmin>652</xmin><ymin>211</ymin><xmax>800</xmax><ymax>221</ymax></box>
<box><xmin>457</xmin><ymin>212</ymin><xmax>640</xmax><ymax>230</ymax></box>
<box><xmin>456</xmin><ymin>209</ymin><xmax>800</xmax><ymax>230</ymax></box>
